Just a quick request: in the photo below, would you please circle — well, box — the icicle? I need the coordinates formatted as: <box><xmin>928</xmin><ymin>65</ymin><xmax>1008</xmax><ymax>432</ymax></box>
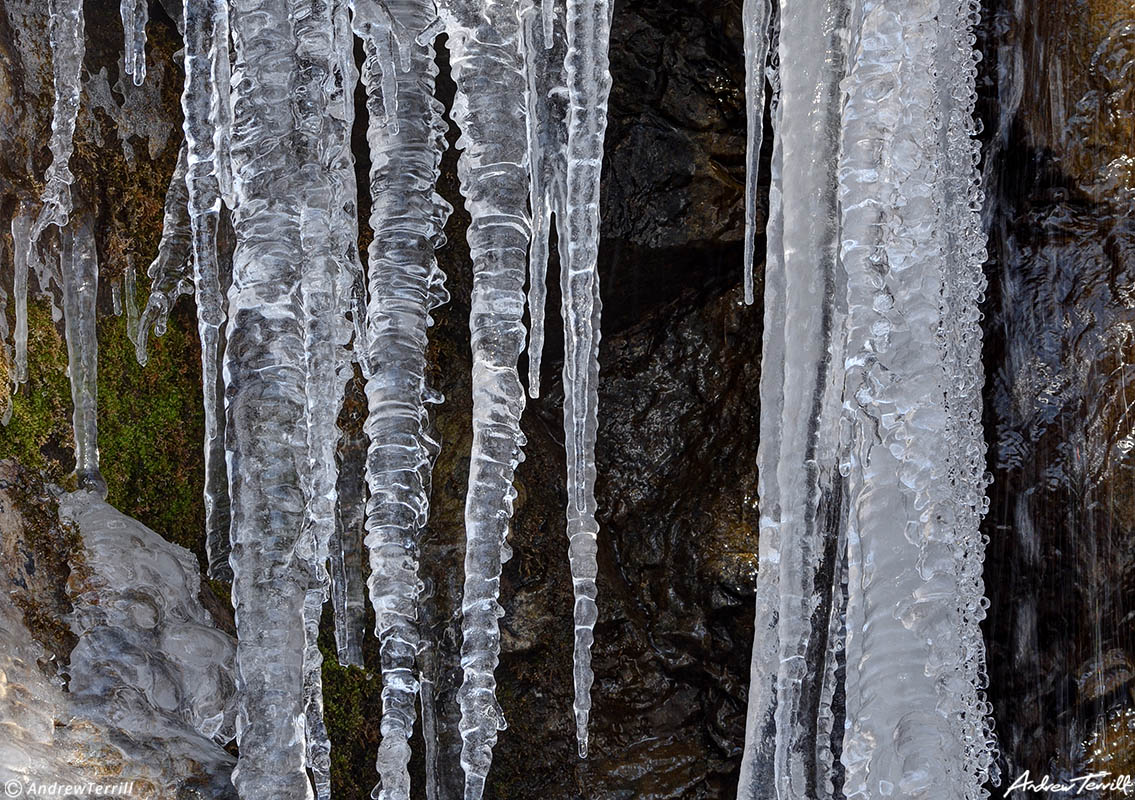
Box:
<box><xmin>224</xmin><ymin>0</ymin><xmax>316</xmax><ymax>795</ymax></box>
<box><xmin>741</xmin><ymin>0</ymin><xmax>771</xmax><ymax>305</ymax></box>
<box><xmin>120</xmin><ymin>0</ymin><xmax>149</xmax><ymax>86</ymax></box>
<box><xmin>519</xmin><ymin>0</ymin><xmax>568</xmax><ymax>399</ymax></box>
<box><xmin>560</xmin><ymin>0</ymin><xmax>612</xmax><ymax>759</ymax></box>
<box><xmin>11</xmin><ymin>212</ymin><xmax>33</xmax><ymax>387</ymax></box>
<box><xmin>182</xmin><ymin>0</ymin><xmax>233</xmax><ymax>583</ymax></box>
<box><xmin>111</xmin><ymin>279</ymin><xmax>123</xmax><ymax>316</ymax></box>
<box><xmin>352</xmin><ymin>0</ymin><xmax>451</xmax><ymax>797</ymax></box>
<box><xmin>59</xmin><ymin>215</ymin><xmax>106</xmax><ymax>497</ymax></box>
<box><xmin>0</xmin><ymin>242</ymin><xmax>10</xmax><ymax>426</ymax></box>
<box><xmin>441</xmin><ymin>0</ymin><xmax>532</xmax><ymax>793</ymax></box>
<box><xmin>331</xmin><ymin>371</ymin><xmax>368</xmax><ymax>668</ymax></box>
<box><xmin>124</xmin><ymin>258</ymin><xmax>140</xmax><ymax>346</ymax></box>
<box><xmin>136</xmin><ymin>146</ymin><xmax>193</xmax><ymax>367</ymax></box>
<box><xmin>33</xmin><ymin>0</ymin><xmax>85</xmax><ymax>241</ymax></box>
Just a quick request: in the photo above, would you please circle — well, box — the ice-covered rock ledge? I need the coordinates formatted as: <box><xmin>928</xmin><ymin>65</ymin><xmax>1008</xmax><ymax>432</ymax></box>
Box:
<box><xmin>0</xmin><ymin>464</ymin><xmax>237</xmax><ymax>797</ymax></box>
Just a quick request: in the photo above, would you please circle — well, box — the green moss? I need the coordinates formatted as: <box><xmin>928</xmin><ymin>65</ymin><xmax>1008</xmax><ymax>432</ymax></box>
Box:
<box><xmin>0</xmin><ymin>293</ymin><xmax>207</xmax><ymax>566</ymax></box>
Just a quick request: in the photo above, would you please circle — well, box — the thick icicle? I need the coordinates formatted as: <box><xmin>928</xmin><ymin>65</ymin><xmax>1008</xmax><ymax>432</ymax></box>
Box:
<box><xmin>182</xmin><ymin>0</ymin><xmax>233</xmax><ymax>582</ymax></box>
<box><xmin>33</xmin><ymin>0</ymin><xmax>85</xmax><ymax>241</ymax></box>
<box><xmin>741</xmin><ymin>0</ymin><xmax>771</xmax><ymax>305</ymax></box>
<box><xmin>11</xmin><ymin>211</ymin><xmax>33</xmax><ymax>387</ymax></box>
<box><xmin>836</xmin><ymin>0</ymin><xmax>994</xmax><ymax>796</ymax></box>
<box><xmin>519</xmin><ymin>0</ymin><xmax>568</xmax><ymax>398</ymax></box>
<box><xmin>331</xmin><ymin>372</ymin><xmax>368</xmax><ymax>668</ymax></box>
<box><xmin>560</xmin><ymin>0</ymin><xmax>612</xmax><ymax>758</ymax></box>
<box><xmin>120</xmin><ymin>0</ymin><xmax>149</xmax><ymax>86</ymax></box>
<box><xmin>136</xmin><ymin>145</ymin><xmax>193</xmax><ymax>367</ymax></box>
<box><xmin>352</xmin><ymin>1</ymin><xmax>451</xmax><ymax>796</ymax></box>
<box><xmin>442</xmin><ymin>0</ymin><xmax>532</xmax><ymax>794</ymax></box>
<box><xmin>737</xmin><ymin>0</ymin><xmax>850</xmax><ymax>796</ymax></box>
<box><xmin>59</xmin><ymin>215</ymin><xmax>106</xmax><ymax>497</ymax></box>
<box><xmin>225</xmin><ymin>0</ymin><xmax>316</xmax><ymax>795</ymax></box>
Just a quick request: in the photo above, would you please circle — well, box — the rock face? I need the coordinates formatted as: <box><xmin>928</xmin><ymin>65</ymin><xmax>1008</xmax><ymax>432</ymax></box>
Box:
<box><xmin>0</xmin><ymin>0</ymin><xmax>759</xmax><ymax>798</ymax></box>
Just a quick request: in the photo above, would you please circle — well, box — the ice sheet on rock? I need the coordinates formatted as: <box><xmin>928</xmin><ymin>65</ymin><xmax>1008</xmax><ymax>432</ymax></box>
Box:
<box><xmin>33</xmin><ymin>0</ymin><xmax>84</xmax><ymax>242</ymax></box>
<box><xmin>741</xmin><ymin>0</ymin><xmax>772</xmax><ymax>305</ymax></box>
<box><xmin>182</xmin><ymin>0</ymin><xmax>232</xmax><ymax>582</ymax></box>
<box><xmin>331</xmin><ymin>371</ymin><xmax>368</xmax><ymax>668</ymax></box>
<box><xmin>59</xmin><ymin>215</ymin><xmax>106</xmax><ymax>497</ymax></box>
<box><xmin>560</xmin><ymin>0</ymin><xmax>612</xmax><ymax>757</ymax></box>
<box><xmin>137</xmin><ymin>145</ymin><xmax>193</xmax><ymax>367</ymax></box>
<box><xmin>351</xmin><ymin>0</ymin><xmax>452</xmax><ymax>796</ymax></box>
<box><xmin>441</xmin><ymin>0</ymin><xmax>532</xmax><ymax>794</ymax></box>
<box><xmin>120</xmin><ymin>0</ymin><xmax>149</xmax><ymax>85</ymax></box>
<box><xmin>225</xmin><ymin>0</ymin><xmax>316</xmax><ymax>795</ymax></box>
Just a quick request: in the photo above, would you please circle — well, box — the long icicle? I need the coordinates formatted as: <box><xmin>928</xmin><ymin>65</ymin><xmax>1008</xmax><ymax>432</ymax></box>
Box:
<box><xmin>741</xmin><ymin>0</ymin><xmax>771</xmax><ymax>305</ymax></box>
<box><xmin>11</xmin><ymin>210</ymin><xmax>33</xmax><ymax>388</ymax></box>
<box><xmin>59</xmin><ymin>214</ymin><xmax>106</xmax><ymax>496</ymax></box>
<box><xmin>351</xmin><ymin>1</ymin><xmax>452</xmax><ymax>796</ymax></box>
<box><xmin>561</xmin><ymin>0</ymin><xmax>612</xmax><ymax>758</ymax></box>
<box><xmin>182</xmin><ymin>0</ymin><xmax>233</xmax><ymax>582</ymax></box>
<box><xmin>33</xmin><ymin>0</ymin><xmax>84</xmax><ymax>243</ymax></box>
<box><xmin>441</xmin><ymin>0</ymin><xmax>532</xmax><ymax>794</ymax></box>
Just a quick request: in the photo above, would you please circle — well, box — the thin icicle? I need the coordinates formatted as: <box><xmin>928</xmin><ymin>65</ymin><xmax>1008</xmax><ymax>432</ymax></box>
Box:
<box><xmin>561</xmin><ymin>0</ymin><xmax>612</xmax><ymax>758</ymax></box>
<box><xmin>182</xmin><ymin>0</ymin><xmax>233</xmax><ymax>582</ymax></box>
<box><xmin>111</xmin><ymin>279</ymin><xmax>123</xmax><ymax>316</ymax></box>
<box><xmin>741</xmin><ymin>0</ymin><xmax>771</xmax><ymax>305</ymax></box>
<box><xmin>441</xmin><ymin>0</ymin><xmax>532</xmax><ymax>793</ymax></box>
<box><xmin>352</xmin><ymin>0</ymin><xmax>451</xmax><ymax>796</ymax></box>
<box><xmin>59</xmin><ymin>215</ymin><xmax>106</xmax><ymax>497</ymax></box>
<box><xmin>136</xmin><ymin>146</ymin><xmax>193</xmax><ymax>367</ymax></box>
<box><xmin>331</xmin><ymin>371</ymin><xmax>368</xmax><ymax>668</ymax></box>
<box><xmin>11</xmin><ymin>212</ymin><xmax>33</xmax><ymax>387</ymax></box>
<box><xmin>225</xmin><ymin>0</ymin><xmax>315</xmax><ymax>794</ymax></box>
<box><xmin>120</xmin><ymin>0</ymin><xmax>149</xmax><ymax>86</ymax></box>
<box><xmin>124</xmin><ymin>258</ymin><xmax>140</xmax><ymax>346</ymax></box>
<box><xmin>519</xmin><ymin>0</ymin><xmax>568</xmax><ymax>399</ymax></box>
<box><xmin>33</xmin><ymin>0</ymin><xmax>85</xmax><ymax>242</ymax></box>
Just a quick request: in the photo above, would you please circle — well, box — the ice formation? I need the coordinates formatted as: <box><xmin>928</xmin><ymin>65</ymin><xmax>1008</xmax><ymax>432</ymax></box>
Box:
<box><xmin>737</xmin><ymin>0</ymin><xmax>996</xmax><ymax>798</ymax></box>
<box><xmin>4</xmin><ymin>0</ymin><xmax>1001</xmax><ymax>795</ymax></box>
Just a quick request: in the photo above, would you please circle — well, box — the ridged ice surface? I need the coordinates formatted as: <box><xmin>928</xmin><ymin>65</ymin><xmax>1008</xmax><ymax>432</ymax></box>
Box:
<box><xmin>225</xmin><ymin>1</ymin><xmax>316</xmax><ymax>795</ymax></box>
<box><xmin>739</xmin><ymin>0</ymin><xmax>995</xmax><ymax>798</ymax></box>
<box><xmin>351</xmin><ymin>1</ymin><xmax>452</xmax><ymax>797</ymax></box>
<box><xmin>441</xmin><ymin>0</ymin><xmax>532</xmax><ymax>794</ymax></box>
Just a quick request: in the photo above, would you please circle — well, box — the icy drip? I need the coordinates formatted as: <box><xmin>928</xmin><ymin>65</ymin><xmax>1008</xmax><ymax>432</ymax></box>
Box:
<box><xmin>33</xmin><ymin>0</ymin><xmax>84</xmax><ymax>241</ymax></box>
<box><xmin>352</xmin><ymin>1</ymin><xmax>452</xmax><ymax>796</ymax></box>
<box><xmin>59</xmin><ymin>215</ymin><xmax>106</xmax><ymax>497</ymax></box>
<box><xmin>292</xmin><ymin>2</ymin><xmax>359</xmax><ymax>796</ymax></box>
<box><xmin>120</xmin><ymin>0</ymin><xmax>149</xmax><ymax>85</ymax></box>
<box><xmin>136</xmin><ymin>145</ymin><xmax>193</xmax><ymax>366</ymax></box>
<box><xmin>741</xmin><ymin>0</ymin><xmax>771</xmax><ymax>305</ymax></box>
<box><xmin>182</xmin><ymin>0</ymin><xmax>233</xmax><ymax>582</ymax></box>
<box><xmin>560</xmin><ymin>0</ymin><xmax>611</xmax><ymax>758</ymax></box>
<box><xmin>519</xmin><ymin>0</ymin><xmax>568</xmax><ymax>398</ymax></box>
<box><xmin>11</xmin><ymin>212</ymin><xmax>33</xmax><ymax>387</ymax></box>
<box><xmin>441</xmin><ymin>0</ymin><xmax>532</xmax><ymax>794</ymax></box>
<box><xmin>225</xmin><ymin>1</ymin><xmax>315</xmax><ymax>796</ymax></box>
